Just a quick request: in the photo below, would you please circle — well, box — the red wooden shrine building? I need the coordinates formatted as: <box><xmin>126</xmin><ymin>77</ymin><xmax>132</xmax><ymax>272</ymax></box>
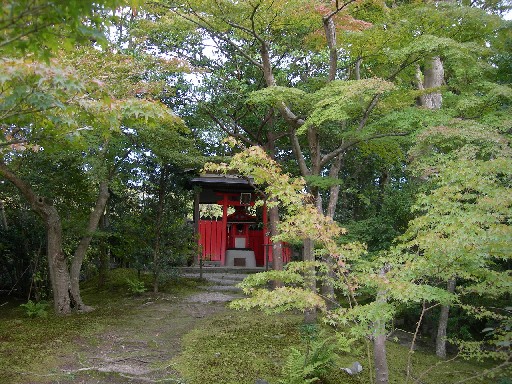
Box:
<box><xmin>191</xmin><ymin>174</ymin><xmax>290</xmax><ymax>268</ymax></box>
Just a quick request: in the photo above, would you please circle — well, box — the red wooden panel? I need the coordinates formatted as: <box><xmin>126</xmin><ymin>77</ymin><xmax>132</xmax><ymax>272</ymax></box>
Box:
<box><xmin>249</xmin><ymin>230</ymin><xmax>264</xmax><ymax>266</ymax></box>
<box><xmin>199</xmin><ymin>220</ymin><xmax>222</xmax><ymax>261</ymax></box>
<box><xmin>209</xmin><ymin>220</ymin><xmax>215</xmax><ymax>259</ymax></box>
<box><xmin>209</xmin><ymin>222</ymin><xmax>214</xmax><ymax>259</ymax></box>
<box><xmin>213</xmin><ymin>221</ymin><xmax>221</xmax><ymax>261</ymax></box>
<box><xmin>283</xmin><ymin>244</ymin><xmax>291</xmax><ymax>263</ymax></box>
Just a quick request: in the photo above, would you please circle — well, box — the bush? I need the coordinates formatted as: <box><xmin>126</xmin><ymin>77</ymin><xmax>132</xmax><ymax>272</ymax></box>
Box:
<box><xmin>125</xmin><ymin>278</ymin><xmax>146</xmax><ymax>295</ymax></box>
<box><xmin>19</xmin><ymin>300</ymin><xmax>49</xmax><ymax>318</ymax></box>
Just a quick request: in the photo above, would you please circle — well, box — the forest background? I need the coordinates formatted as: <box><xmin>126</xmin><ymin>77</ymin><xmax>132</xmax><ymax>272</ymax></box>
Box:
<box><xmin>0</xmin><ymin>0</ymin><xmax>511</xmax><ymax>383</ymax></box>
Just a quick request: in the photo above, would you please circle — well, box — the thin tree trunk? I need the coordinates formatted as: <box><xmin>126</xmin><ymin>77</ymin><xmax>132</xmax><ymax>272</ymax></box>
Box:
<box><xmin>326</xmin><ymin>155</ymin><xmax>344</xmax><ymax>219</ymax></box>
<box><xmin>354</xmin><ymin>57</ymin><xmax>362</xmax><ymax>80</ymax></box>
<box><xmin>303</xmin><ymin>237</ymin><xmax>317</xmax><ymax>324</ymax></box>
<box><xmin>320</xmin><ymin>155</ymin><xmax>346</xmax><ymax>309</ymax></box>
<box><xmin>98</xmin><ymin>212</ymin><xmax>110</xmax><ymax>289</ymax></box>
<box><xmin>153</xmin><ymin>166</ymin><xmax>167</xmax><ymax>293</ymax></box>
<box><xmin>0</xmin><ymin>200</ymin><xmax>8</xmax><ymax>230</ymax></box>
<box><xmin>265</xmin><ymin>146</ymin><xmax>284</xmax><ymax>275</ymax></box>
<box><xmin>323</xmin><ymin>16</ymin><xmax>337</xmax><ymax>81</ymax></box>
<box><xmin>373</xmin><ymin>267</ymin><xmax>390</xmax><ymax>384</ymax></box>
<box><xmin>373</xmin><ymin>333</ymin><xmax>389</xmax><ymax>384</ymax></box>
<box><xmin>69</xmin><ymin>181</ymin><xmax>110</xmax><ymax>312</ymax></box>
<box><xmin>268</xmin><ymin>204</ymin><xmax>283</xmax><ymax>272</ymax></box>
<box><xmin>436</xmin><ymin>278</ymin><xmax>456</xmax><ymax>358</ymax></box>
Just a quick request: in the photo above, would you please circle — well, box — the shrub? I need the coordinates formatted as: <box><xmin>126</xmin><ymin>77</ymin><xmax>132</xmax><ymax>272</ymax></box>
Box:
<box><xmin>19</xmin><ymin>300</ymin><xmax>49</xmax><ymax>318</ymax></box>
<box><xmin>125</xmin><ymin>278</ymin><xmax>146</xmax><ymax>295</ymax></box>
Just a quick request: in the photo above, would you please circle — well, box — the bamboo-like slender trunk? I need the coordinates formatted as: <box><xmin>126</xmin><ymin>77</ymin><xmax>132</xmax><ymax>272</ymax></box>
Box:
<box><xmin>0</xmin><ymin>200</ymin><xmax>8</xmax><ymax>230</ymax></box>
<box><xmin>153</xmin><ymin>166</ymin><xmax>167</xmax><ymax>293</ymax></box>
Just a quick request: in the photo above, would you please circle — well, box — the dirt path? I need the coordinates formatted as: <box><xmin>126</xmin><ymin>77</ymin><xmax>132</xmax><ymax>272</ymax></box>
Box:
<box><xmin>51</xmin><ymin>273</ymin><xmax>247</xmax><ymax>384</ymax></box>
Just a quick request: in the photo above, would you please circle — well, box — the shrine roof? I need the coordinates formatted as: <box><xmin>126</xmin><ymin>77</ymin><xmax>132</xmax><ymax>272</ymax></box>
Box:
<box><xmin>191</xmin><ymin>173</ymin><xmax>255</xmax><ymax>191</ymax></box>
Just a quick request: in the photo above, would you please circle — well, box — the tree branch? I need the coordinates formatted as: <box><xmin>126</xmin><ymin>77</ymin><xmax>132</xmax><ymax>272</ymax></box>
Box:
<box><xmin>320</xmin><ymin>131</ymin><xmax>409</xmax><ymax>168</ymax></box>
<box><xmin>289</xmin><ymin>128</ymin><xmax>310</xmax><ymax>176</ymax></box>
<box><xmin>156</xmin><ymin>3</ymin><xmax>263</xmax><ymax>69</ymax></box>
<box><xmin>323</xmin><ymin>0</ymin><xmax>358</xmax><ymax>21</ymax></box>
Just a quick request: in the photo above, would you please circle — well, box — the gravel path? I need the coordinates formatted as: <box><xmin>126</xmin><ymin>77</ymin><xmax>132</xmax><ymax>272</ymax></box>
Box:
<box><xmin>48</xmin><ymin>272</ymin><xmax>248</xmax><ymax>383</ymax></box>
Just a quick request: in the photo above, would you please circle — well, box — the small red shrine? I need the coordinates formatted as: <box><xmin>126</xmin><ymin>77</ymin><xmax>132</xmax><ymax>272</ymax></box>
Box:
<box><xmin>191</xmin><ymin>174</ymin><xmax>290</xmax><ymax>268</ymax></box>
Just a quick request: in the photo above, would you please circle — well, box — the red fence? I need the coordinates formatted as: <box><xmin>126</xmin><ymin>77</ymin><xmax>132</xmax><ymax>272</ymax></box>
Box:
<box><xmin>199</xmin><ymin>220</ymin><xmax>291</xmax><ymax>266</ymax></box>
<box><xmin>199</xmin><ymin>220</ymin><xmax>224</xmax><ymax>262</ymax></box>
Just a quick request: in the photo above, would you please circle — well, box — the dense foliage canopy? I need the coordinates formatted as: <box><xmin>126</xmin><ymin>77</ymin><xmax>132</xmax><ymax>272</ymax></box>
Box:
<box><xmin>0</xmin><ymin>0</ymin><xmax>510</xmax><ymax>383</ymax></box>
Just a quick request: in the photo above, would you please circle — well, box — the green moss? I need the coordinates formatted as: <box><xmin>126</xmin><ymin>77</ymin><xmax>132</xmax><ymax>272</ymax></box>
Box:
<box><xmin>0</xmin><ymin>289</ymin><xmax>134</xmax><ymax>384</ymax></box>
<box><xmin>175</xmin><ymin>310</ymin><xmax>304</xmax><ymax>384</ymax></box>
<box><xmin>174</xmin><ymin>309</ymin><xmax>509</xmax><ymax>384</ymax></box>
<box><xmin>81</xmin><ymin>267</ymin><xmax>207</xmax><ymax>296</ymax></box>
<box><xmin>1</xmin><ymin>269</ymin><xmax>507</xmax><ymax>384</ymax></box>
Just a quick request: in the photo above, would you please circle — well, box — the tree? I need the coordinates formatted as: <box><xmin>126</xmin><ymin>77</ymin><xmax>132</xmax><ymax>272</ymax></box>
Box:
<box><xmin>391</xmin><ymin>119</ymin><xmax>511</xmax><ymax>367</ymax></box>
<box><xmin>0</xmin><ymin>0</ymin><xmax>127</xmax><ymax>58</ymax></box>
<box><xmin>0</xmin><ymin>54</ymin><xmax>187</xmax><ymax>313</ymax></box>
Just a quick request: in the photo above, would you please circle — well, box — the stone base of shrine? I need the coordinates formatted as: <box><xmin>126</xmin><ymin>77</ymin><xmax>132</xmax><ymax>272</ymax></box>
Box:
<box><xmin>225</xmin><ymin>249</ymin><xmax>256</xmax><ymax>268</ymax></box>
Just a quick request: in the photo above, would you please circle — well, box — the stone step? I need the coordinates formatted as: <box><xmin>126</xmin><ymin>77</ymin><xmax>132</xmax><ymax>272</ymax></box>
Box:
<box><xmin>183</xmin><ymin>273</ymin><xmax>249</xmax><ymax>284</ymax></box>
<box><xmin>198</xmin><ymin>285</ymin><xmax>243</xmax><ymax>292</ymax></box>
<box><xmin>180</xmin><ymin>266</ymin><xmax>265</xmax><ymax>275</ymax></box>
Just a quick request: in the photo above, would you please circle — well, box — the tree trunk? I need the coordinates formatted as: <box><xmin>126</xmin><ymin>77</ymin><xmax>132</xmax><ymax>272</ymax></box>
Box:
<box><xmin>303</xmin><ymin>237</ymin><xmax>317</xmax><ymax>324</ymax></box>
<box><xmin>354</xmin><ymin>57</ymin><xmax>362</xmax><ymax>81</ymax></box>
<box><xmin>373</xmin><ymin>267</ymin><xmax>390</xmax><ymax>384</ymax></box>
<box><xmin>98</xmin><ymin>212</ymin><xmax>110</xmax><ymax>289</ymax></box>
<box><xmin>323</xmin><ymin>16</ymin><xmax>337</xmax><ymax>81</ymax></box>
<box><xmin>69</xmin><ymin>181</ymin><xmax>110</xmax><ymax>312</ymax></box>
<box><xmin>373</xmin><ymin>333</ymin><xmax>389</xmax><ymax>384</ymax></box>
<box><xmin>153</xmin><ymin>166</ymin><xmax>167</xmax><ymax>293</ymax></box>
<box><xmin>436</xmin><ymin>278</ymin><xmax>456</xmax><ymax>358</ymax></box>
<box><xmin>320</xmin><ymin>155</ymin><xmax>345</xmax><ymax>309</ymax></box>
<box><xmin>0</xmin><ymin>200</ymin><xmax>8</xmax><ymax>230</ymax></box>
<box><xmin>417</xmin><ymin>56</ymin><xmax>444</xmax><ymax>109</ymax></box>
<box><xmin>46</xmin><ymin>206</ymin><xmax>72</xmax><ymax>314</ymax></box>
<box><xmin>0</xmin><ymin>161</ymin><xmax>72</xmax><ymax>314</ymax></box>
<box><xmin>326</xmin><ymin>155</ymin><xmax>343</xmax><ymax>220</ymax></box>
<box><xmin>268</xmin><ymin>204</ymin><xmax>283</xmax><ymax>272</ymax></box>
<box><xmin>266</xmin><ymin>147</ymin><xmax>283</xmax><ymax>275</ymax></box>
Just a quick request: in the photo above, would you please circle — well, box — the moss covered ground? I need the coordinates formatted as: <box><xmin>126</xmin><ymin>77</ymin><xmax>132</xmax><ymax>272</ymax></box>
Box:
<box><xmin>175</xmin><ymin>309</ymin><xmax>509</xmax><ymax>384</ymax></box>
<box><xmin>0</xmin><ymin>269</ymin><xmax>508</xmax><ymax>384</ymax></box>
